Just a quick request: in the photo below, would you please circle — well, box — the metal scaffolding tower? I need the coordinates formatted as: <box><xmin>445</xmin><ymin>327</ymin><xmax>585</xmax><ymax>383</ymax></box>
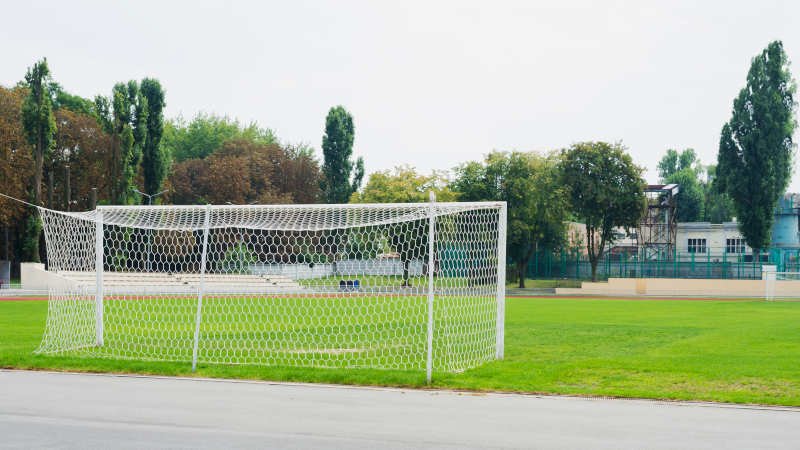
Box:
<box><xmin>637</xmin><ymin>184</ymin><xmax>679</xmax><ymax>261</ymax></box>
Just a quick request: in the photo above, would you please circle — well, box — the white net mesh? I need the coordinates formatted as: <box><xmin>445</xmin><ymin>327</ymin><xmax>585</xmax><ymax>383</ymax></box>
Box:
<box><xmin>36</xmin><ymin>201</ymin><xmax>506</xmax><ymax>375</ymax></box>
<box><xmin>765</xmin><ymin>270</ymin><xmax>800</xmax><ymax>301</ymax></box>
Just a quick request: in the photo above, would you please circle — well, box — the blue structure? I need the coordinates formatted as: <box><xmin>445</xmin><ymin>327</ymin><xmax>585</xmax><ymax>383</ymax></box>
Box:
<box><xmin>770</xmin><ymin>194</ymin><xmax>800</xmax><ymax>271</ymax></box>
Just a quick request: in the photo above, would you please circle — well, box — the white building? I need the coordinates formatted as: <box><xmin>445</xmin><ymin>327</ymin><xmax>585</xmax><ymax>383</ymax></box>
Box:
<box><xmin>676</xmin><ymin>222</ymin><xmax>750</xmax><ymax>260</ymax></box>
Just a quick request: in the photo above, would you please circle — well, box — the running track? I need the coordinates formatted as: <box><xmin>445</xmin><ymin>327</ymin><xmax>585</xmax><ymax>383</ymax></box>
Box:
<box><xmin>1</xmin><ymin>370</ymin><xmax>798</xmax><ymax>449</ymax></box>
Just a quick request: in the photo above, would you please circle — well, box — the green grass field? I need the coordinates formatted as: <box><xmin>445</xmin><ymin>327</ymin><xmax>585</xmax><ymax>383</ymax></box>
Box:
<box><xmin>35</xmin><ymin>293</ymin><xmax>496</xmax><ymax>372</ymax></box>
<box><xmin>2</xmin><ymin>296</ymin><xmax>800</xmax><ymax>406</ymax></box>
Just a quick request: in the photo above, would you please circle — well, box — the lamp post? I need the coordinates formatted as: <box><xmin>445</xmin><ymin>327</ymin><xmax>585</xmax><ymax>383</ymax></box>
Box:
<box><xmin>131</xmin><ymin>188</ymin><xmax>169</xmax><ymax>206</ymax></box>
<box><xmin>131</xmin><ymin>188</ymin><xmax>169</xmax><ymax>272</ymax></box>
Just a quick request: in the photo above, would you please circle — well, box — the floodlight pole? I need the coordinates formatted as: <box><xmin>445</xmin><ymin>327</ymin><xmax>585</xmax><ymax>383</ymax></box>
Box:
<box><xmin>132</xmin><ymin>188</ymin><xmax>169</xmax><ymax>206</ymax></box>
<box><xmin>426</xmin><ymin>191</ymin><xmax>436</xmax><ymax>384</ymax></box>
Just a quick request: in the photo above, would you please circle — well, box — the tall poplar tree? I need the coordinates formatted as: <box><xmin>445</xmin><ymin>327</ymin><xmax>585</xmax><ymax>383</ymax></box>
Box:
<box><xmin>717</xmin><ymin>41</ymin><xmax>797</xmax><ymax>255</ymax></box>
<box><xmin>98</xmin><ymin>81</ymin><xmax>147</xmax><ymax>204</ymax></box>
<box><xmin>321</xmin><ymin>106</ymin><xmax>363</xmax><ymax>203</ymax></box>
<box><xmin>140</xmin><ymin>78</ymin><xmax>167</xmax><ymax>200</ymax></box>
<box><xmin>21</xmin><ymin>58</ymin><xmax>56</xmax><ymax>262</ymax></box>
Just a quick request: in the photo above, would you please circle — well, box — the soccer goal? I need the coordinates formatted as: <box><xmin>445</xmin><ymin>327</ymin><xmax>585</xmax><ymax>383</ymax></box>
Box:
<box><xmin>764</xmin><ymin>267</ymin><xmax>800</xmax><ymax>301</ymax></box>
<box><xmin>35</xmin><ymin>195</ymin><xmax>506</xmax><ymax>381</ymax></box>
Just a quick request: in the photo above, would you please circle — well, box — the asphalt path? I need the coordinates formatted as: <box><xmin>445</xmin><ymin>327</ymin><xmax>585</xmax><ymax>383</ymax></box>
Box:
<box><xmin>1</xmin><ymin>370</ymin><xmax>798</xmax><ymax>449</ymax></box>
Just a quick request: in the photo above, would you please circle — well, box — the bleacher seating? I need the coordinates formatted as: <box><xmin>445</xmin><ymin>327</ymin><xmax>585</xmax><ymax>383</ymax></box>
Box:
<box><xmin>56</xmin><ymin>271</ymin><xmax>302</xmax><ymax>293</ymax></box>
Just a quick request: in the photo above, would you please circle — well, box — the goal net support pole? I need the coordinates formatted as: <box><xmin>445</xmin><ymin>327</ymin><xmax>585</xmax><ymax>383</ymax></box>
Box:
<box><xmin>425</xmin><ymin>192</ymin><xmax>436</xmax><ymax>384</ymax></box>
<box><xmin>496</xmin><ymin>202</ymin><xmax>507</xmax><ymax>359</ymax></box>
<box><xmin>191</xmin><ymin>205</ymin><xmax>211</xmax><ymax>372</ymax></box>
<box><xmin>763</xmin><ymin>266</ymin><xmax>800</xmax><ymax>301</ymax></box>
<box><xmin>95</xmin><ymin>209</ymin><xmax>104</xmax><ymax>347</ymax></box>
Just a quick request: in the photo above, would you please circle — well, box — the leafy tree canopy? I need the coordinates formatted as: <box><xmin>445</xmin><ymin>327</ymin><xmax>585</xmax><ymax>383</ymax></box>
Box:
<box><xmin>453</xmin><ymin>151</ymin><xmax>568</xmax><ymax>288</ymax></box>
<box><xmin>21</xmin><ymin>58</ymin><xmax>56</xmax><ymax>200</ymax></box>
<box><xmin>657</xmin><ymin>148</ymin><xmax>704</xmax><ymax>222</ymax></box>
<box><xmin>97</xmin><ymin>81</ymin><xmax>146</xmax><ymax>204</ymax></box>
<box><xmin>717</xmin><ymin>40</ymin><xmax>797</xmax><ymax>251</ymax></box>
<box><xmin>50</xmin><ymin>83</ymin><xmax>97</xmax><ymax>116</ymax></box>
<box><xmin>51</xmin><ymin>108</ymin><xmax>113</xmax><ymax>209</ymax></box>
<box><xmin>20</xmin><ymin>58</ymin><xmax>57</xmax><ymax>262</ymax></box>
<box><xmin>0</xmin><ymin>86</ymin><xmax>33</xmax><ymax>225</ymax></box>
<box><xmin>321</xmin><ymin>105</ymin><xmax>363</xmax><ymax>204</ymax></box>
<box><xmin>665</xmin><ymin>168</ymin><xmax>704</xmax><ymax>222</ymax></box>
<box><xmin>559</xmin><ymin>141</ymin><xmax>645</xmax><ymax>281</ymax></box>
<box><xmin>656</xmin><ymin>149</ymin><xmax>736</xmax><ymax>223</ymax></box>
<box><xmin>703</xmin><ymin>165</ymin><xmax>735</xmax><ymax>223</ymax></box>
<box><xmin>140</xmin><ymin>78</ymin><xmax>168</xmax><ymax>199</ymax></box>
<box><xmin>657</xmin><ymin>148</ymin><xmax>702</xmax><ymax>180</ymax></box>
<box><xmin>350</xmin><ymin>165</ymin><xmax>456</xmax><ymax>203</ymax></box>
<box><xmin>350</xmin><ymin>165</ymin><xmax>455</xmax><ymax>286</ymax></box>
<box><xmin>163</xmin><ymin>113</ymin><xmax>278</xmax><ymax>162</ymax></box>
<box><xmin>167</xmin><ymin>139</ymin><xmax>321</xmax><ymax>205</ymax></box>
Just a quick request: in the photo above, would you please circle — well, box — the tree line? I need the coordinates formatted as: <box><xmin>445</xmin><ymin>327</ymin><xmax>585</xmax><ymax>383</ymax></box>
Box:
<box><xmin>655</xmin><ymin>148</ymin><xmax>735</xmax><ymax>224</ymax></box>
<box><xmin>1</xmin><ymin>60</ymin><xmax>170</xmax><ymax>263</ymax></box>
<box><xmin>353</xmin><ymin>144</ymin><xmax>646</xmax><ymax>285</ymax></box>
<box><xmin>0</xmin><ymin>59</ymin><xmax>364</xmax><ymax>273</ymax></box>
<box><xmin>352</xmin><ymin>40</ymin><xmax>797</xmax><ymax>284</ymax></box>
<box><xmin>1</xmin><ymin>40</ymin><xmax>796</xmax><ymax>285</ymax></box>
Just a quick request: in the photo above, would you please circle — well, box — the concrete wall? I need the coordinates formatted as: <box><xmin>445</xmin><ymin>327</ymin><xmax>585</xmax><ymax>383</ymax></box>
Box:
<box><xmin>555</xmin><ymin>277</ymin><xmax>796</xmax><ymax>297</ymax></box>
<box><xmin>21</xmin><ymin>263</ymin><xmax>78</xmax><ymax>291</ymax></box>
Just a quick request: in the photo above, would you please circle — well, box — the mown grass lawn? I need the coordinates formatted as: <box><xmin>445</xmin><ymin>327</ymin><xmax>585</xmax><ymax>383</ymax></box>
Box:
<box><xmin>2</xmin><ymin>297</ymin><xmax>799</xmax><ymax>406</ymax></box>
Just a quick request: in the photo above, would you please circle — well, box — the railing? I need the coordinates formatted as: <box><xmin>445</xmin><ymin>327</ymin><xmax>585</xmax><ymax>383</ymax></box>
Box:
<box><xmin>524</xmin><ymin>247</ymin><xmax>800</xmax><ymax>280</ymax></box>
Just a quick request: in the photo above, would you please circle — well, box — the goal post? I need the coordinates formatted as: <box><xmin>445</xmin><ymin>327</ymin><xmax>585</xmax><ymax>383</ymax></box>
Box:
<box><xmin>35</xmin><ymin>199</ymin><xmax>507</xmax><ymax>378</ymax></box>
<box><xmin>496</xmin><ymin>202</ymin><xmax>507</xmax><ymax>359</ymax></box>
<box><xmin>764</xmin><ymin>266</ymin><xmax>800</xmax><ymax>301</ymax></box>
<box><xmin>425</xmin><ymin>191</ymin><xmax>435</xmax><ymax>383</ymax></box>
<box><xmin>94</xmin><ymin>208</ymin><xmax>103</xmax><ymax>347</ymax></box>
<box><xmin>190</xmin><ymin>204</ymin><xmax>211</xmax><ymax>372</ymax></box>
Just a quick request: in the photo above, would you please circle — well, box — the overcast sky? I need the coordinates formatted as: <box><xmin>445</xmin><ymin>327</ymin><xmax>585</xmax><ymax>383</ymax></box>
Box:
<box><xmin>3</xmin><ymin>0</ymin><xmax>800</xmax><ymax>190</ymax></box>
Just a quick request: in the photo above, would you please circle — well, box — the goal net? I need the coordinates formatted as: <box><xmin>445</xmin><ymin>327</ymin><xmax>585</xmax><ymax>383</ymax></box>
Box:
<box><xmin>764</xmin><ymin>268</ymin><xmax>800</xmax><ymax>301</ymax></box>
<box><xmin>35</xmin><ymin>199</ymin><xmax>507</xmax><ymax>379</ymax></box>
